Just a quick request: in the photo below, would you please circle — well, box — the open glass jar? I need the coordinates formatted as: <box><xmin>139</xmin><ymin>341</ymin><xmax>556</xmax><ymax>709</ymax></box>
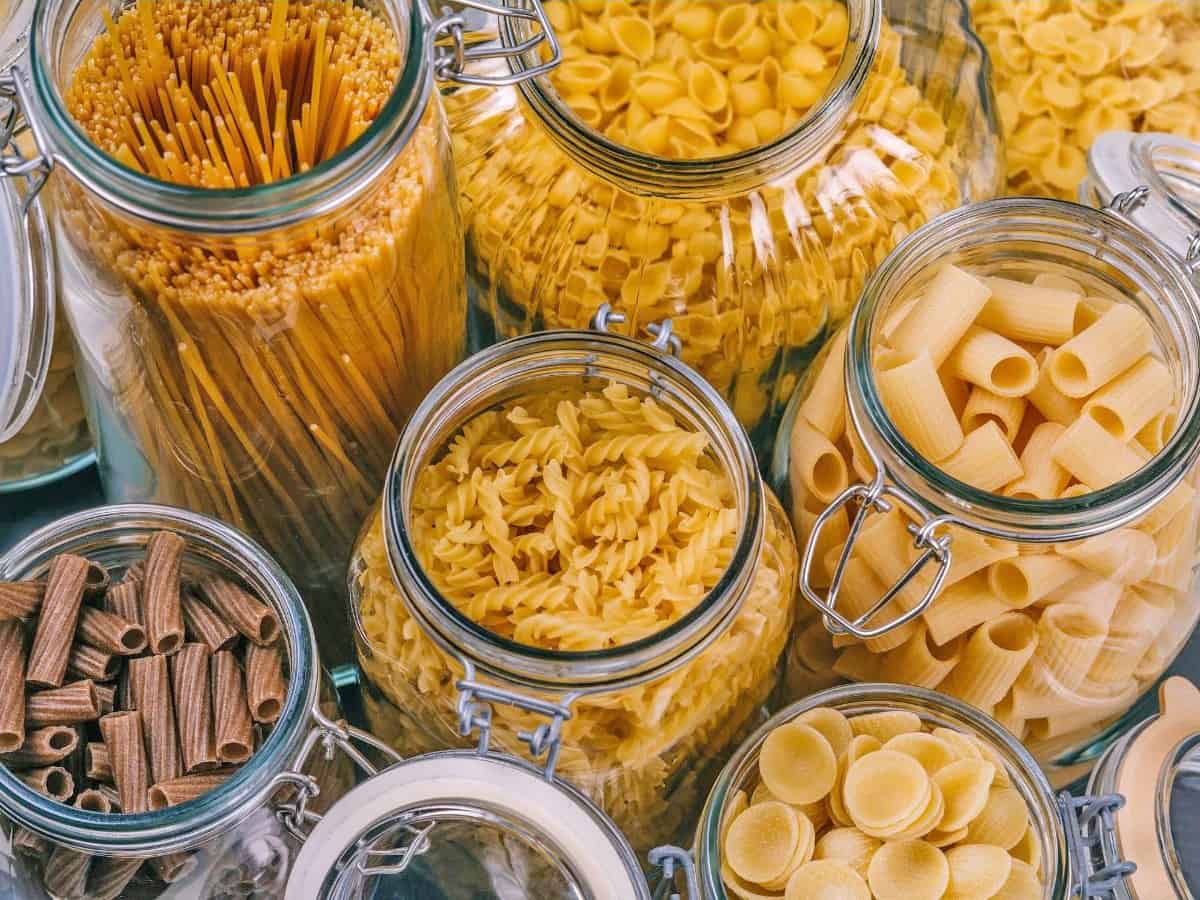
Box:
<box><xmin>444</xmin><ymin>0</ymin><xmax>1001</xmax><ymax>454</ymax></box>
<box><xmin>0</xmin><ymin>504</ymin><xmax>369</xmax><ymax>900</ymax></box>
<box><xmin>0</xmin><ymin>0</ymin><xmax>557</xmax><ymax>659</ymax></box>
<box><xmin>771</xmin><ymin>196</ymin><xmax>1200</xmax><ymax>787</ymax></box>
<box><xmin>692</xmin><ymin>684</ymin><xmax>1138</xmax><ymax>900</ymax></box>
<box><xmin>348</xmin><ymin>315</ymin><xmax>799</xmax><ymax>858</ymax></box>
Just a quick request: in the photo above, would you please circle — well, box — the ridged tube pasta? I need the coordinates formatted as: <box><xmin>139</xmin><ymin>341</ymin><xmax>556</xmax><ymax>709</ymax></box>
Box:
<box><xmin>944</xmin><ymin>327</ymin><xmax>1038</xmax><ymax>397</ymax></box>
<box><xmin>1051</xmin><ymin>416</ymin><xmax>1147</xmax><ymax>489</ymax></box>
<box><xmin>1029</xmin><ymin>603</ymin><xmax>1107</xmax><ymax>692</ymax></box>
<box><xmin>879</xmin><ymin>624</ymin><xmax>964</xmax><ymax>689</ymax></box>
<box><xmin>1055</xmin><ymin>529</ymin><xmax>1157</xmax><ymax>585</ymax></box>
<box><xmin>790</xmin><ymin>419</ymin><xmax>850</xmax><ymax>504</ymax></box>
<box><xmin>1050</xmin><ymin>305</ymin><xmax>1153</xmax><ymax>398</ymax></box>
<box><xmin>939</xmin><ymin>421</ymin><xmax>1023</xmax><ymax>492</ymax></box>
<box><xmin>798</xmin><ymin>331</ymin><xmax>848</xmax><ymax>442</ymax></box>
<box><xmin>1028</xmin><ymin>348</ymin><xmax>1083</xmax><ymax>425</ymax></box>
<box><xmin>977</xmin><ymin>276</ymin><xmax>1080</xmax><ymax>345</ymax></box>
<box><xmin>877</xmin><ymin>353</ymin><xmax>964</xmax><ymax>461</ymax></box>
<box><xmin>987</xmin><ymin>555</ymin><xmax>1081</xmax><ymax>609</ymax></box>
<box><xmin>941</xmin><ymin>613</ymin><xmax>1037</xmax><ymax>708</ymax></box>
<box><xmin>888</xmin><ymin>266</ymin><xmax>994</xmax><ymax>368</ymax></box>
<box><xmin>960</xmin><ymin>389</ymin><xmax>1027</xmax><ymax>442</ymax></box>
<box><xmin>1006</xmin><ymin>423</ymin><xmax>1070</xmax><ymax>499</ymax></box>
<box><xmin>1083</xmin><ymin>356</ymin><xmax>1173</xmax><ymax>441</ymax></box>
<box><xmin>922</xmin><ymin>574</ymin><xmax>1012</xmax><ymax>647</ymax></box>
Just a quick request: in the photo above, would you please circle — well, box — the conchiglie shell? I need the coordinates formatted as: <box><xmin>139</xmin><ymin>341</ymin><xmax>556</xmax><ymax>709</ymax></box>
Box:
<box><xmin>610</xmin><ymin>16</ymin><xmax>655</xmax><ymax>62</ymax></box>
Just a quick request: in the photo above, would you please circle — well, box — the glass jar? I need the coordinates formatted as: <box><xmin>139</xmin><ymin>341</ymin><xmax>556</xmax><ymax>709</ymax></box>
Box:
<box><xmin>971</xmin><ymin>0</ymin><xmax>1200</xmax><ymax>200</ymax></box>
<box><xmin>0</xmin><ymin>503</ymin><xmax>369</xmax><ymax>900</ymax></box>
<box><xmin>771</xmin><ymin>196</ymin><xmax>1200</xmax><ymax>787</ymax></box>
<box><xmin>0</xmin><ymin>0</ymin><xmax>555</xmax><ymax>660</ymax></box>
<box><xmin>444</xmin><ymin>0</ymin><xmax>1001</xmax><ymax>455</ymax></box>
<box><xmin>348</xmin><ymin>316</ymin><xmax>800</xmax><ymax>858</ymax></box>
<box><xmin>693</xmin><ymin>683</ymin><xmax>1138</xmax><ymax>900</ymax></box>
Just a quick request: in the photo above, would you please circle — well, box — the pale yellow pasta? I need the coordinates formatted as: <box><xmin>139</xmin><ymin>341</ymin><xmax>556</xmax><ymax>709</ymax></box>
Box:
<box><xmin>812</xmin><ymin>828</ymin><xmax>881</xmax><ymax>879</ymax></box>
<box><xmin>783</xmin><ymin>859</ymin><xmax>870</xmax><ymax>900</ymax></box>
<box><xmin>960</xmin><ymin>388</ymin><xmax>1028</xmax><ymax>442</ymax></box>
<box><xmin>934</xmin><ymin>758</ymin><xmax>996</xmax><ymax>832</ymax></box>
<box><xmin>1051</xmin><ymin>416</ymin><xmax>1146</xmax><ymax>489</ymax></box>
<box><xmin>988</xmin><ymin>555</ymin><xmax>1081</xmax><ymax>609</ymax></box>
<box><xmin>877</xmin><ymin>353</ymin><xmax>964</xmax><ymax>461</ymax></box>
<box><xmin>941</xmin><ymin>613</ymin><xmax>1037</xmax><ymax>707</ymax></box>
<box><xmin>993</xmin><ymin>859</ymin><xmax>1043</xmax><ymax>900</ymax></box>
<box><xmin>888</xmin><ymin>266</ymin><xmax>993</xmax><ymax>368</ymax></box>
<box><xmin>1050</xmin><ymin>305</ymin><xmax>1153</xmax><ymax>398</ymax></box>
<box><xmin>884</xmin><ymin>732</ymin><xmax>960</xmax><ymax>776</ymax></box>
<box><xmin>879</xmin><ymin>624</ymin><xmax>964</xmax><ymax>689</ymax></box>
<box><xmin>843</xmin><ymin>751</ymin><xmax>930</xmax><ymax>831</ymax></box>
<box><xmin>761</xmin><ymin>814</ymin><xmax>818</xmax><ymax>892</ymax></box>
<box><xmin>799</xmin><ymin>330</ymin><xmax>848</xmax><ymax>442</ymax></box>
<box><xmin>1083</xmin><ymin>355</ymin><xmax>1174</xmax><ymax>442</ymax></box>
<box><xmin>796</xmin><ymin>499</ymin><xmax>849</xmax><ymax>590</ymax></box>
<box><xmin>964</xmin><ymin>786</ymin><xmax>1028</xmax><ymax>849</ymax></box>
<box><xmin>791</xmin><ymin>418</ymin><xmax>851</xmax><ymax>504</ymax></box>
<box><xmin>866</xmin><ymin>839</ymin><xmax>949</xmax><ymax>900</ymax></box>
<box><xmin>796</xmin><ymin>707</ymin><xmax>853</xmax><ymax>760</ymax></box>
<box><xmin>923</xmin><ymin>574</ymin><xmax>1012</xmax><ymax>646</ymax></box>
<box><xmin>993</xmin><ymin>693</ymin><xmax>1028</xmax><ymax>741</ymax></box>
<box><xmin>1055</xmin><ymin>529</ymin><xmax>1157</xmax><ymax>584</ymax></box>
<box><xmin>1138</xmin><ymin>406</ymin><xmax>1179</xmax><ymax>454</ymax></box>
<box><xmin>940</xmin><ymin>421</ymin><xmax>1024</xmax><ymax>492</ymax></box>
<box><xmin>944</xmin><ymin>327</ymin><xmax>1039</xmax><ymax>397</ymax></box>
<box><xmin>1149</xmin><ymin>506</ymin><xmax>1200</xmax><ymax>592</ymax></box>
<box><xmin>1029</xmin><ymin>603</ymin><xmax>1107</xmax><ymax>692</ymax></box>
<box><xmin>944</xmin><ymin>844</ymin><xmax>1013</xmax><ymax>899</ymax></box>
<box><xmin>1010</xmin><ymin>824</ymin><xmax>1041</xmax><ymax>871</ymax></box>
<box><xmin>1027</xmin><ymin>348</ymin><xmax>1083</xmax><ymax>426</ymax></box>
<box><xmin>726</xmin><ymin>801</ymin><xmax>804</xmax><ymax>884</ymax></box>
<box><xmin>834</xmin><ymin>558</ymin><xmax>918</xmax><ymax>655</ymax></box>
<box><xmin>1006</xmin><ymin>422</ymin><xmax>1070</xmax><ymax>499</ymax></box>
<box><xmin>977</xmin><ymin>276</ymin><xmax>1079</xmax><ymax>345</ymax></box>
<box><xmin>1135</xmin><ymin>479</ymin><xmax>1195</xmax><ymax>535</ymax></box>
<box><xmin>849</xmin><ymin>710</ymin><xmax>922</xmax><ymax>743</ymax></box>
<box><xmin>761</xmin><ymin>722</ymin><xmax>839</xmax><ymax>805</ymax></box>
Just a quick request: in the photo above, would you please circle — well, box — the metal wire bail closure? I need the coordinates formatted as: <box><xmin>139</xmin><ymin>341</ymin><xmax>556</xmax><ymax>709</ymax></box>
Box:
<box><xmin>424</xmin><ymin>0</ymin><xmax>562</xmax><ymax>88</ymax></box>
<box><xmin>591</xmin><ymin>303</ymin><xmax>684</xmax><ymax>357</ymax></box>
<box><xmin>1057</xmin><ymin>791</ymin><xmax>1136</xmax><ymax>899</ymax></box>
<box><xmin>648</xmin><ymin>846</ymin><xmax>699</xmax><ymax>900</ymax></box>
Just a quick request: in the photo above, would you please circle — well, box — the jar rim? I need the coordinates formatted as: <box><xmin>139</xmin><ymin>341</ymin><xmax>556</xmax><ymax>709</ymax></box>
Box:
<box><xmin>369</xmin><ymin>329</ymin><xmax>765</xmax><ymax>691</ymax></box>
<box><xmin>0</xmin><ymin>503</ymin><xmax>319</xmax><ymax>855</ymax></box>
<box><xmin>848</xmin><ymin>196</ymin><xmax>1200</xmax><ymax>540</ymax></box>
<box><xmin>25</xmin><ymin>0</ymin><xmax>431</xmax><ymax>233</ymax></box>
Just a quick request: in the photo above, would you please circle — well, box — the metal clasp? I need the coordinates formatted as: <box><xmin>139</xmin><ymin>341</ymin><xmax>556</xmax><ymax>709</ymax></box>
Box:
<box><xmin>455</xmin><ymin>658</ymin><xmax>577</xmax><ymax>780</ymax></box>
<box><xmin>591</xmin><ymin>303</ymin><xmax>684</xmax><ymax>357</ymax></box>
<box><xmin>425</xmin><ymin>0</ymin><xmax>562</xmax><ymax>88</ymax></box>
<box><xmin>1057</xmin><ymin>791</ymin><xmax>1137</xmax><ymax>899</ymax></box>
<box><xmin>0</xmin><ymin>65</ymin><xmax>52</xmax><ymax>215</ymax></box>
<box><xmin>648</xmin><ymin>846</ymin><xmax>698</xmax><ymax>900</ymax></box>
<box><xmin>1103</xmin><ymin>186</ymin><xmax>1151</xmax><ymax>218</ymax></box>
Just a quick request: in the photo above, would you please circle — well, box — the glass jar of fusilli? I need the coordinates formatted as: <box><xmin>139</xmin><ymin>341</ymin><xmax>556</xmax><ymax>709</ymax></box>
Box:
<box><xmin>444</xmin><ymin>0</ymin><xmax>1000</xmax><ymax>456</ymax></box>
<box><xmin>771</xmin><ymin>197</ymin><xmax>1200</xmax><ymax>789</ymax></box>
<box><xmin>348</xmin><ymin>315</ymin><xmax>800</xmax><ymax>859</ymax></box>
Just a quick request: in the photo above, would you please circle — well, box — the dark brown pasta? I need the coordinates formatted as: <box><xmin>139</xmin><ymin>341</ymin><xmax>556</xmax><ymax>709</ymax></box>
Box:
<box><xmin>120</xmin><ymin>563</ymin><xmax>144</xmax><ymax>587</ymax></box>
<box><xmin>85</xmin><ymin>857</ymin><xmax>144</xmax><ymax>900</ymax></box>
<box><xmin>0</xmin><ymin>620</ymin><xmax>27</xmax><ymax>751</ymax></box>
<box><xmin>171</xmin><ymin>643</ymin><xmax>217</xmax><ymax>773</ymax></box>
<box><xmin>212</xmin><ymin>650</ymin><xmax>255</xmax><ymax>764</ymax></box>
<box><xmin>44</xmin><ymin>843</ymin><xmax>92</xmax><ymax>899</ymax></box>
<box><xmin>244</xmin><ymin>643</ymin><xmax>286</xmax><ymax>724</ymax></box>
<box><xmin>95</xmin><ymin>683</ymin><xmax>116</xmax><ymax>716</ymax></box>
<box><xmin>95</xmin><ymin>783</ymin><xmax>121</xmax><ymax>811</ymax></box>
<box><xmin>128</xmin><ymin>655</ymin><xmax>181</xmax><ymax>785</ymax></box>
<box><xmin>148</xmin><ymin>770</ymin><xmax>235</xmax><ymax>809</ymax></box>
<box><xmin>13</xmin><ymin>826</ymin><xmax>49</xmax><ymax>857</ymax></box>
<box><xmin>74</xmin><ymin>787</ymin><xmax>114</xmax><ymax>813</ymax></box>
<box><xmin>26</xmin><ymin>681</ymin><xmax>100</xmax><ymax>726</ymax></box>
<box><xmin>82</xmin><ymin>561</ymin><xmax>110</xmax><ymax>597</ymax></box>
<box><xmin>143</xmin><ymin>531</ymin><xmax>186</xmax><ymax>655</ymax></box>
<box><xmin>18</xmin><ymin>765</ymin><xmax>74</xmax><ymax>801</ymax></box>
<box><xmin>198</xmin><ymin>575</ymin><xmax>281</xmax><ymax>646</ymax></box>
<box><xmin>98</xmin><ymin>712</ymin><xmax>150</xmax><ymax>814</ymax></box>
<box><xmin>27</xmin><ymin>554</ymin><xmax>90</xmax><ymax>688</ymax></box>
<box><xmin>2</xmin><ymin>725</ymin><xmax>79</xmax><ymax>768</ymax></box>
<box><xmin>77</xmin><ymin>607</ymin><xmax>147</xmax><ymax>656</ymax></box>
<box><xmin>85</xmin><ymin>742</ymin><xmax>112</xmax><ymax>782</ymax></box>
<box><xmin>0</xmin><ymin>581</ymin><xmax>42</xmax><ymax>620</ymax></box>
<box><xmin>182</xmin><ymin>591</ymin><xmax>239</xmax><ymax>652</ymax></box>
<box><xmin>65</xmin><ymin>644</ymin><xmax>119</xmax><ymax>683</ymax></box>
<box><xmin>149</xmin><ymin>852</ymin><xmax>198</xmax><ymax>884</ymax></box>
<box><xmin>102</xmin><ymin>580</ymin><xmax>142</xmax><ymax>627</ymax></box>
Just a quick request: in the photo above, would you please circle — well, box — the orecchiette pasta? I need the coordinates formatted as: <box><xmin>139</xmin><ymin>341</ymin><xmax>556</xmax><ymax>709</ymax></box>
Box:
<box><xmin>720</xmin><ymin>707</ymin><xmax>1045</xmax><ymax>899</ymax></box>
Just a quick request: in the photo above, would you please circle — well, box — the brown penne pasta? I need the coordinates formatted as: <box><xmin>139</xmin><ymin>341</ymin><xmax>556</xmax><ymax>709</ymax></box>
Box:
<box><xmin>82</xmin><ymin>561</ymin><xmax>111</xmax><ymax>597</ymax></box>
<box><xmin>148</xmin><ymin>770</ymin><xmax>235</xmax><ymax>809</ymax></box>
<box><xmin>44</xmin><ymin>843</ymin><xmax>93</xmax><ymax>899</ymax></box>
<box><xmin>103</xmin><ymin>580</ymin><xmax>142</xmax><ymax>627</ymax></box>
<box><xmin>120</xmin><ymin>562</ymin><xmax>144</xmax><ymax>586</ymax></box>
<box><xmin>74</xmin><ymin>787</ymin><xmax>114</xmax><ymax>813</ymax></box>
<box><xmin>77</xmin><ymin>607</ymin><xmax>147</xmax><ymax>656</ymax></box>
<box><xmin>1</xmin><ymin>725</ymin><xmax>79</xmax><ymax>768</ymax></box>
<box><xmin>96</xmin><ymin>783</ymin><xmax>121</xmax><ymax>810</ymax></box>
<box><xmin>171</xmin><ymin>643</ymin><xmax>217</xmax><ymax>773</ymax></box>
<box><xmin>17</xmin><ymin>764</ymin><xmax>74</xmax><ymax>801</ymax></box>
<box><xmin>27</xmin><ymin>554</ymin><xmax>90</xmax><ymax>688</ymax></box>
<box><xmin>244</xmin><ymin>644</ymin><xmax>286</xmax><ymax>724</ymax></box>
<box><xmin>182</xmin><ymin>591</ymin><xmax>239</xmax><ymax>652</ymax></box>
<box><xmin>12</xmin><ymin>826</ymin><xmax>49</xmax><ymax>857</ymax></box>
<box><xmin>0</xmin><ymin>581</ymin><xmax>43</xmax><ymax>620</ymax></box>
<box><xmin>95</xmin><ymin>683</ymin><xmax>116</xmax><ymax>716</ymax></box>
<box><xmin>99</xmin><ymin>712</ymin><xmax>150</xmax><ymax>814</ymax></box>
<box><xmin>86</xmin><ymin>857</ymin><xmax>144</xmax><ymax>900</ymax></box>
<box><xmin>149</xmin><ymin>851</ymin><xmax>198</xmax><ymax>884</ymax></box>
<box><xmin>128</xmin><ymin>655</ymin><xmax>181</xmax><ymax>784</ymax></box>
<box><xmin>143</xmin><ymin>532</ymin><xmax>186</xmax><ymax>655</ymax></box>
<box><xmin>212</xmin><ymin>650</ymin><xmax>254</xmax><ymax>764</ymax></box>
<box><xmin>26</xmin><ymin>680</ymin><xmax>100</xmax><ymax>726</ymax></box>
<box><xmin>85</xmin><ymin>742</ymin><xmax>112</xmax><ymax>782</ymax></box>
<box><xmin>0</xmin><ymin>620</ymin><xmax>26</xmax><ymax>751</ymax></box>
<box><xmin>197</xmin><ymin>575</ymin><xmax>281</xmax><ymax>646</ymax></box>
<box><xmin>65</xmin><ymin>643</ymin><xmax>119</xmax><ymax>683</ymax></box>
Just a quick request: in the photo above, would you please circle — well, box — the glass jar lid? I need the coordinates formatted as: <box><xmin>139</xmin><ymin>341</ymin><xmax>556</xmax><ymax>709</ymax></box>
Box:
<box><xmin>285</xmin><ymin>750</ymin><xmax>651</xmax><ymax>900</ymax></box>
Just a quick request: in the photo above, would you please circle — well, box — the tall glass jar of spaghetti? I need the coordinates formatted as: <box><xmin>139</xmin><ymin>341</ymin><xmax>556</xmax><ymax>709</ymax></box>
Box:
<box><xmin>347</xmin><ymin>311</ymin><xmax>800</xmax><ymax>858</ymax></box>
<box><xmin>444</xmin><ymin>0</ymin><xmax>1001</xmax><ymax>455</ymax></box>
<box><xmin>0</xmin><ymin>0</ymin><xmax>555</xmax><ymax>660</ymax></box>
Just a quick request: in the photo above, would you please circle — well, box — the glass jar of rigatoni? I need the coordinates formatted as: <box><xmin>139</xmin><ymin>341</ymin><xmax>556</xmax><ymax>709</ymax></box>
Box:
<box><xmin>772</xmin><ymin>197</ymin><xmax>1200</xmax><ymax>788</ymax></box>
<box><xmin>348</xmin><ymin>315</ymin><xmax>799</xmax><ymax>859</ymax></box>
<box><xmin>444</xmin><ymin>0</ymin><xmax>1001</xmax><ymax>454</ymax></box>
<box><xmin>693</xmin><ymin>683</ymin><xmax>1137</xmax><ymax>900</ymax></box>
<box><xmin>0</xmin><ymin>504</ymin><xmax>377</xmax><ymax>900</ymax></box>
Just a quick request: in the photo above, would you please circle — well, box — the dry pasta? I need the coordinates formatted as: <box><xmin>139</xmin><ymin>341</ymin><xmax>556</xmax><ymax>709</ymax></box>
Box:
<box><xmin>972</xmin><ymin>0</ymin><xmax>1200</xmax><ymax>198</ymax></box>
<box><xmin>446</xmin><ymin>0</ymin><xmax>975</xmax><ymax>447</ymax></box>
<box><xmin>785</xmin><ymin>262</ymin><xmax>1200</xmax><ymax>766</ymax></box>
<box><xmin>719</xmin><ymin>707</ymin><xmax>1043</xmax><ymax>899</ymax></box>
<box><xmin>354</xmin><ymin>381</ymin><xmax>798</xmax><ymax>855</ymax></box>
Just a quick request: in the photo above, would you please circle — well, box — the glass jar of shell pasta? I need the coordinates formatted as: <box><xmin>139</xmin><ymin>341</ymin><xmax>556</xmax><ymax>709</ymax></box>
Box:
<box><xmin>348</xmin><ymin>312</ymin><xmax>799</xmax><ymax>859</ymax></box>
<box><xmin>444</xmin><ymin>0</ymin><xmax>1001</xmax><ymax>454</ymax></box>
<box><xmin>771</xmin><ymin>196</ymin><xmax>1200</xmax><ymax>788</ymax></box>
<box><xmin>0</xmin><ymin>503</ymin><xmax>378</xmax><ymax>900</ymax></box>
<box><xmin>692</xmin><ymin>683</ymin><xmax>1138</xmax><ymax>900</ymax></box>
<box><xmin>0</xmin><ymin>0</ymin><xmax>554</xmax><ymax>659</ymax></box>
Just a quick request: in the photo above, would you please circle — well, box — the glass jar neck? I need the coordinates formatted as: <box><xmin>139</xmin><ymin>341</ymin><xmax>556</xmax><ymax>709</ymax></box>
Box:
<box><xmin>507</xmin><ymin>0</ymin><xmax>880</xmax><ymax>200</ymax></box>
<box><xmin>24</xmin><ymin>0</ymin><xmax>430</xmax><ymax>234</ymax></box>
<box><xmin>0</xmin><ymin>504</ymin><xmax>318</xmax><ymax>855</ymax></box>
<box><xmin>373</xmin><ymin>330</ymin><xmax>764</xmax><ymax>693</ymax></box>
<box><xmin>848</xmin><ymin>197</ymin><xmax>1200</xmax><ymax>541</ymax></box>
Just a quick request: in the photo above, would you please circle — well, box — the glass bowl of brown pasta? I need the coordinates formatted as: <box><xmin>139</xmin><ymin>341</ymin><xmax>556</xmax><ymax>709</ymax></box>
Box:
<box><xmin>772</xmin><ymin>195</ymin><xmax>1200</xmax><ymax>789</ymax></box>
<box><xmin>348</xmin><ymin>312</ymin><xmax>800</xmax><ymax>860</ymax></box>
<box><xmin>443</xmin><ymin>0</ymin><xmax>1001</xmax><ymax>457</ymax></box>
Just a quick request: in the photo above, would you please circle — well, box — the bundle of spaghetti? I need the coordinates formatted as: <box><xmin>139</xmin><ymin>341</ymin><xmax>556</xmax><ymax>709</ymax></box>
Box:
<box><xmin>356</xmin><ymin>381</ymin><xmax>799</xmax><ymax>854</ymax></box>
<box><xmin>60</xmin><ymin>0</ymin><xmax>466</xmax><ymax>657</ymax></box>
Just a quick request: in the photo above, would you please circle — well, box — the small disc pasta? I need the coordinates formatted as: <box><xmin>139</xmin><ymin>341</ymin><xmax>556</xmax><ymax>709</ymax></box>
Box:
<box><xmin>843</xmin><ymin>750</ymin><xmax>930</xmax><ymax>831</ymax></box>
<box><xmin>848</xmin><ymin>710</ymin><xmax>922</xmax><ymax>743</ymax></box>
<box><xmin>866</xmin><ymin>840</ymin><xmax>950</xmax><ymax>900</ymax></box>
<box><xmin>784</xmin><ymin>859</ymin><xmax>871</xmax><ymax>900</ymax></box>
<box><xmin>797</xmin><ymin>707</ymin><xmax>854</xmax><ymax>759</ymax></box>
<box><xmin>883</xmin><ymin>732</ymin><xmax>961</xmax><ymax>776</ymax></box>
<box><xmin>933</xmin><ymin>759</ymin><xmax>997</xmax><ymax>833</ymax></box>
<box><xmin>726</xmin><ymin>801</ymin><xmax>803</xmax><ymax>884</ymax></box>
<box><xmin>812</xmin><ymin>828</ymin><xmax>881</xmax><ymax>879</ymax></box>
<box><xmin>965</xmin><ymin>787</ymin><xmax>1029</xmax><ymax>850</ymax></box>
<box><xmin>944</xmin><ymin>843</ymin><xmax>1013</xmax><ymax>898</ymax></box>
<box><xmin>760</xmin><ymin>722</ymin><xmax>839</xmax><ymax>805</ymax></box>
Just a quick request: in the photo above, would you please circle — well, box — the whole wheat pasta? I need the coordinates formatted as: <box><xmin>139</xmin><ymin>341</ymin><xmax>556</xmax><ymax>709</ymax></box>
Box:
<box><xmin>148</xmin><ymin>771</ymin><xmax>235</xmax><ymax>810</ymax></box>
<box><xmin>128</xmin><ymin>656</ymin><xmax>182</xmax><ymax>785</ymax></box>
<box><xmin>18</xmin><ymin>765</ymin><xmax>74</xmax><ymax>801</ymax></box>
<box><xmin>77</xmin><ymin>607</ymin><xmax>147</xmax><ymax>656</ymax></box>
<box><xmin>27</xmin><ymin>554</ymin><xmax>90</xmax><ymax>688</ymax></box>
<box><xmin>95</xmin><ymin>683</ymin><xmax>116</xmax><ymax>716</ymax></box>
<box><xmin>85</xmin><ymin>742</ymin><xmax>112</xmax><ymax>782</ymax></box>
<box><xmin>85</xmin><ymin>857</ymin><xmax>145</xmax><ymax>900</ymax></box>
<box><xmin>0</xmin><ymin>620</ymin><xmax>26</xmax><ymax>752</ymax></box>
<box><xmin>171</xmin><ymin>643</ymin><xmax>218</xmax><ymax>773</ymax></box>
<box><xmin>43</xmin><ymin>843</ymin><xmax>92</xmax><ymax>899</ymax></box>
<box><xmin>2</xmin><ymin>726</ymin><xmax>79</xmax><ymax>768</ymax></box>
<box><xmin>197</xmin><ymin>576</ymin><xmax>281</xmax><ymax>647</ymax></box>
<box><xmin>74</xmin><ymin>787</ymin><xmax>114</xmax><ymax>813</ymax></box>
<box><xmin>26</xmin><ymin>681</ymin><xmax>100</xmax><ymax>726</ymax></box>
<box><xmin>149</xmin><ymin>852</ymin><xmax>198</xmax><ymax>884</ymax></box>
<box><xmin>212</xmin><ymin>650</ymin><xmax>254</xmax><ymax>765</ymax></box>
<box><xmin>103</xmin><ymin>581</ymin><xmax>141</xmax><ymax>627</ymax></box>
<box><xmin>98</xmin><ymin>712</ymin><xmax>150</xmax><ymax>814</ymax></box>
<box><xmin>65</xmin><ymin>644</ymin><xmax>119</xmax><ymax>683</ymax></box>
<box><xmin>244</xmin><ymin>644</ymin><xmax>286</xmax><ymax>724</ymax></box>
<box><xmin>95</xmin><ymin>783</ymin><xmax>121</xmax><ymax>811</ymax></box>
<box><xmin>142</xmin><ymin>532</ymin><xmax>186</xmax><ymax>656</ymax></box>
<box><xmin>182</xmin><ymin>592</ymin><xmax>239</xmax><ymax>652</ymax></box>
<box><xmin>82</xmin><ymin>563</ymin><xmax>111</xmax><ymax>598</ymax></box>
<box><xmin>12</xmin><ymin>827</ymin><xmax>49</xmax><ymax>858</ymax></box>
<box><xmin>0</xmin><ymin>581</ymin><xmax>43</xmax><ymax>621</ymax></box>
<box><xmin>120</xmin><ymin>564</ymin><xmax>144</xmax><ymax>589</ymax></box>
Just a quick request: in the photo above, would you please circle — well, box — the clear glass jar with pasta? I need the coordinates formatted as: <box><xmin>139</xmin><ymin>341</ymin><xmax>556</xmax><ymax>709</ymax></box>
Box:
<box><xmin>444</xmin><ymin>0</ymin><xmax>1001</xmax><ymax>455</ymax></box>
<box><xmin>0</xmin><ymin>0</ymin><xmax>557</xmax><ymax>660</ymax></box>
<box><xmin>348</xmin><ymin>314</ymin><xmax>800</xmax><ymax>858</ymax></box>
<box><xmin>690</xmin><ymin>683</ymin><xmax>1137</xmax><ymax>900</ymax></box>
<box><xmin>771</xmin><ymin>196</ymin><xmax>1200</xmax><ymax>788</ymax></box>
<box><xmin>970</xmin><ymin>0</ymin><xmax>1200</xmax><ymax>200</ymax></box>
